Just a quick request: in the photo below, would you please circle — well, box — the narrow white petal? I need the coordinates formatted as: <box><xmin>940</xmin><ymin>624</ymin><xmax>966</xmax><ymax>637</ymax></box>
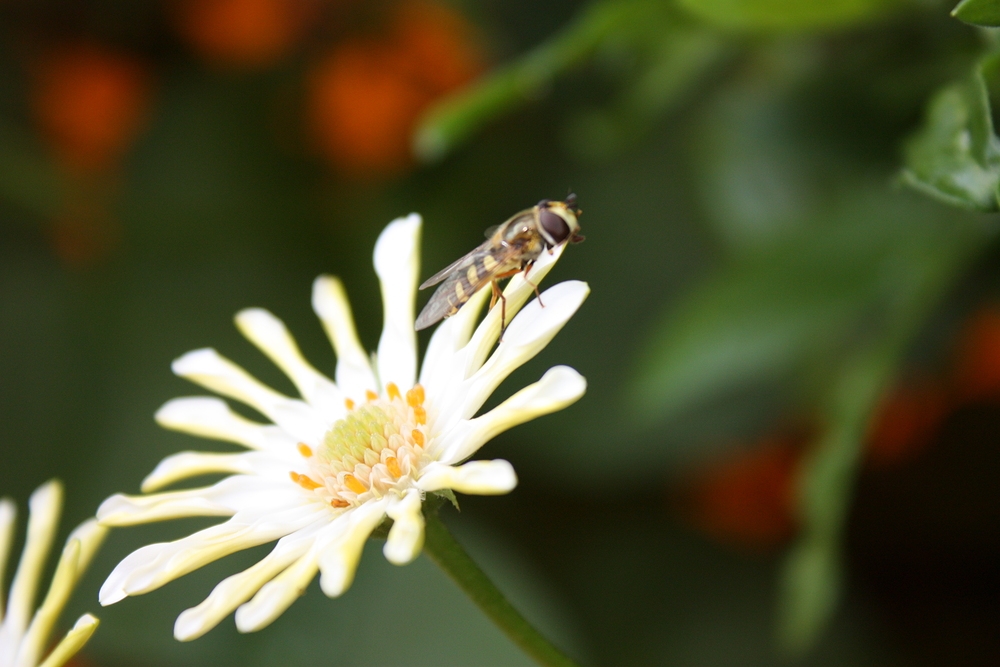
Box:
<box><xmin>461</xmin><ymin>281</ymin><xmax>589</xmax><ymax>420</ymax></box>
<box><xmin>172</xmin><ymin>349</ymin><xmax>328</xmax><ymax>444</ymax></box>
<box><xmin>317</xmin><ymin>499</ymin><xmax>388</xmax><ymax>597</ymax></box>
<box><xmin>97</xmin><ymin>491</ymin><xmax>232</xmax><ymax>526</ymax></box>
<box><xmin>234</xmin><ymin>308</ymin><xmax>345</xmax><ymax>417</ymax></box>
<box><xmin>155</xmin><ymin>397</ymin><xmax>271</xmax><ymax>450</ymax></box>
<box><xmin>2</xmin><ymin>481</ymin><xmax>62</xmax><ymax>654</ymax></box>
<box><xmin>175</xmin><ymin>525</ymin><xmax>319</xmax><ymax>641</ymax></box>
<box><xmin>416</xmin><ymin>460</ymin><xmax>518</xmax><ymax>495</ymax></box>
<box><xmin>312</xmin><ymin>275</ymin><xmax>378</xmax><ymax>399</ymax></box>
<box><xmin>99</xmin><ymin>505</ymin><xmax>323</xmax><ymax>605</ymax></box>
<box><xmin>418</xmin><ymin>286</ymin><xmax>489</xmax><ymax>407</ymax></box>
<box><xmin>234</xmin><ymin>550</ymin><xmax>319</xmax><ymax>633</ymax></box>
<box><xmin>35</xmin><ymin>613</ymin><xmax>98</xmax><ymax>667</ymax></box>
<box><xmin>383</xmin><ymin>489</ymin><xmax>424</xmax><ymax>565</ymax></box>
<box><xmin>99</xmin><ymin>477</ymin><xmax>304</xmax><ymax>526</ymax></box>
<box><xmin>463</xmin><ymin>244</ymin><xmax>566</xmax><ymax>377</ymax></box>
<box><xmin>15</xmin><ymin>520</ymin><xmax>107</xmax><ymax>667</ymax></box>
<box><xmin>435</xmin><ymin>366</ymin><xmax>587</xmax><ymax>464</ymax></box>
<box><xmin>0</xmin><ymin>498</ymin><xmax>16</xmax><ymax>622</ymax></box>
<box><xmin>375</xmin><ymin>214</ymin><xmax>421</xmax><ymax>392</ymax></box>
<box><xmin>141</xmin><ymin>452</ymin><xmax>262</xmax><ymax>493</ymax></box>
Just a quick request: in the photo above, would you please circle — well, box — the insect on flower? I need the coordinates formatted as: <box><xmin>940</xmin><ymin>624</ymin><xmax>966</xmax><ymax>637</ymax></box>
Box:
<box><xmin>415</xmin><ymin>195</ymin><xmax>584</xmax><ymax>334</ymax></box>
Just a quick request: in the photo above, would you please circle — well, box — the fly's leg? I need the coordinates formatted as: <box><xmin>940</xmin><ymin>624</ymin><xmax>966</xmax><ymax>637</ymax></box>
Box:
<box><xmin>491</xmin><ymin>280</ymin><xmax>509</xmax><ymax>341</ymax></box>
<box><xmin>522</xmin><ymin>261</ymin><xmax>543</xmax><ymax>307</ymax></box>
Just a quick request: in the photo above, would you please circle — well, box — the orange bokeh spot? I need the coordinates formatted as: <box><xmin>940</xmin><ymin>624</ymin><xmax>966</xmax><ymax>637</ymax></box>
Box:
<box><xmin>31</xmin><ymin>43</ymin><xmax>151</xmax><ymax>172</ymax></box>
<box><xmin>306</xmin><ymin>1</ymin><xmax>483</xmax><ymax>175</ymax></box>
<box><xmin>682</xmin><ymin>436</ymin><xmax>804</xmax><ymax>551</ymax></box>
<box><xmin>866</xmin><ymin>379</ymin><xmax>950</xmax><ymax>467</ymax></box>
<box><xmin>173</xmin><ymin>0</ymin><xmax>320</xmax><ymax>69</ymax></box>
<box><xmin>952</xmin><ymin>305</ymin><xmax>1000</xmax><ymax>402</ymax></box>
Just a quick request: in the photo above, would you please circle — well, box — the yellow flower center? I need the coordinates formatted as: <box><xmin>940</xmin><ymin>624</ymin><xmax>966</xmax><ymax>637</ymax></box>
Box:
<box><xmin>289</xmin><ymin>383</ymin><xmax>428</xmax><ymax>508</ymax></box>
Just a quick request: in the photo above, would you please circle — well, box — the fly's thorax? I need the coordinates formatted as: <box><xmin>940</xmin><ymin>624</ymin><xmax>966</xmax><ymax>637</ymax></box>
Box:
<box><xmin>289</xmin><ymin>383</ymin><xmax>431</xmax><ymax>508</ymax></box>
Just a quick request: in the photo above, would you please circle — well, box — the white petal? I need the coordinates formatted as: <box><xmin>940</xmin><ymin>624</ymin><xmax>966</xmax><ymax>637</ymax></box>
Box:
<box><xmin>317</xmin><ymin>499</ymin><xmax>388</xmax><ymax>597</ymax></box>
<box><xmin>463</xmin><ymin>244</ymin><xmax>566</xmax><ymax>377</ymax></box>
<box><xmin>155</xmin><ymin>397</ymin><xmax>271</xmax><ymax>450</ymax></box>
<box><xmin>375</xmin><ymin>214</ymin><xmax>421</xmax><ymax>392</ymax></box>
<box><xmin>235</xmin><ymin>308</ymin><xmax>345</xmax><ymax>417</ymax></box>
<box><xmin>141</xmin><ymin>451</ymin><xmax>278</xmax><ymax>493</ymax></box>
<box><xmin>234</xmin><ymin>550</ymin><xmax>319</xmax><ymax>633</ymax></box>
<box><xmin>312</xmin><ymin>275</ymin><xmax>378</xmax><ymax>400</ymax></box>
<box><xmin>99</xmin><ymin>505</ymin><xmax>324</xmax><ymax>605</ymax></box>
<box><xmin>434</xmin><ymin>366</ymin><xmax>587</xmax><ymax>464</ymax></box>
<box><xmin>36</xmin><ymin>613</ymin><xmax>98</xmax><ymax>667</ymax></box>
<box><xmin>99</xmin><ymin>477</ymin><xmax>304</xmax><ymax>526</ymax></box>
<box><xmin>416</xmin><ymin>460</ymin><xmax>518</xmax><ymax>495</ymax></box>
<box><xmin>172</xmin><ymin>349</ymin><xmax>328</xmax><ymax>444</ymax></box>
<box><xmin>460</xmin><ymin>281</ymin><xmax>589</xmax><ymax>420</ymax></box>
<box><xmin>15</xmin><ymin>520</ymin><xmax>108</xmax><ymax>667</ymax></box>
<box><xmin>418</xmin><ymin>286</ymin><xmax>489</xmax><ymax>406</ymax></box>
<box><xmin>383</xmin><ymin>489</ymin><xmax>424</xmax><ymax>565</ymax></box>
<box><xmin>0</xmin><ymin>498</ymin><xmax>16</xmax><ymax>620</ymax></box>
<box><xmin>1</xmin><ymin>481</ymin><xmax>62</xmax><ymax>656</ymax></box>
<box><xmin>175</xmin><ymin>525</ymin><xmax>319</xmax><ymax>641</ymax></box>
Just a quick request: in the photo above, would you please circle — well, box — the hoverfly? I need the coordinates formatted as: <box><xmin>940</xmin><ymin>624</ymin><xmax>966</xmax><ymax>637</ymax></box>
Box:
<box><xmin>415</xmin><ymin>194</ymin><xmax>584</xmax><ymax>334</ymax></box>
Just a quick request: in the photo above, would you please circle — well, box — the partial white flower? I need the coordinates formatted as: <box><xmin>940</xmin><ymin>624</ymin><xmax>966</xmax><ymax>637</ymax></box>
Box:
<box><xmin>98</xmin><ymin>214</ymin><xmax>588</xmax><ymax>641</ymax></box>
<box><xmin>0</xmin><ymin>480</ymin><xmax>107</xmax><ymax>667</ymax></box>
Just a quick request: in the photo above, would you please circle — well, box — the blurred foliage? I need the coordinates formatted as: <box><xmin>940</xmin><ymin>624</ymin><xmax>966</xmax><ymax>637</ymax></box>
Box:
<box><xmin>2</xmin><ymin>0</ymin><xmax>1000</xmax><ymax>665</ymax></box>
<box><xmin>953</xmin><ymin>0</ymin><xmax>1000</xmax><ymax>26</ymax></box>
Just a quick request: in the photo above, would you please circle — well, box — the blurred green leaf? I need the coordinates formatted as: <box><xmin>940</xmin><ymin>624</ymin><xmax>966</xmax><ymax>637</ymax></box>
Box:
<box><xmin>901</xmin><ymin>54</ymin><xmax>1000</xmax><ymax>211</ymax></box>
<box><xmin>630</xmin><ymin>198</ymin><xmax>923</xmax><ymax>422</ymax></box>
<box><xmin>414</xmin><ymin>0</ymin><xmax>673</xmax><ymax>162</ymax></box>
<box><xmin>953</xmin><ymin>0</ymin><xmax>1000</xmax><ymax>26</ymax></box>
<box><xmin>676</xmin><ymin>0</ymin><xmax>902</xmax><ymax>31</ymax></box>
<box><xmin>563</xmin><ymin>29</ymin><xmax>730</xmax><ymax>161</ymax></box>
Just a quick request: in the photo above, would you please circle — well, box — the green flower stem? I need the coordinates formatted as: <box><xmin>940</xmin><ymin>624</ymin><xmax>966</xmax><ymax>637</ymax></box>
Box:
<box><xmin>423</xmin><ymin>512</ymin><xmax>582</xmax><ymax>667</ymax></box>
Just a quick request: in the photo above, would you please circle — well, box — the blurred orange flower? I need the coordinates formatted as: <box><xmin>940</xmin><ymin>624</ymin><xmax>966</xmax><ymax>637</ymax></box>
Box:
<box><xmin>306</xmin><ymin>0</ymin><xmax>483</xmax><ymax>175</ymax></box>
<box><xmin>952</xmin><ymin>305</ymin><xmax>1000</xmax><ymax>402</ymax></box>
<box><xmin>31</xmin><ymin>43</ymin><xmax>151</xmax><ymax>172</ymax></box>
<box><xmin>681</xmin><ymin>435</ymin><xmax>804</xmax><ymax>550</ymax></box>
<box><xmin>172</xmin><ymin>0</ymin><xmax>321</xmax><ymax>69</ymax></box>
<box><xmin>866</xmin><ymin>379</ymin><xmax>950</xmax><ymax>467</ymax></box>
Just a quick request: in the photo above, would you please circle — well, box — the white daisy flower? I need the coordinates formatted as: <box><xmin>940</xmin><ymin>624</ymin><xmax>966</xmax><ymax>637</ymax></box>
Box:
<box><xmin>97</xmin><ymin>214</ymin><xmax>588</xmax><ymax>641</ymax></box>
<box><xmin>1</xmin><ymin>480</ymin><xmax>107</xmax><ymax>667</ymax></box>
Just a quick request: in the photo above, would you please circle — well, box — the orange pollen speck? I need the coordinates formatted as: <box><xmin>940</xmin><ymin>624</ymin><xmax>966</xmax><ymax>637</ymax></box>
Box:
<box><xmin>365</xmin><ymin>389</ymin><xmax>378</xmax><ymax>402</ymax></box>
<box><xmin>411</xmin><ymin>429</ymin><xmax>425</xmax><ymax>446</ymax></box>
<box><xmin>344</xmin><ymin>473</ymin><xmax>367</xmax><ymax>494</ymax></box>
<box><xmin>406</xmin><ymin>385</ymin><xmax>425</xmax><ymax>407</ymax></box>
<box><xmin>290</xmin><ymin>471</ymin><xmax>321</xmax><ymax>490</ymax></box>
<box><xmin>412</xmin><ymin>405</ymin><xmax>427</xmax><ymax>425</ymax></box>
<box><xmin>297</xmin><ymin>443</ymin><xmax>313</xmax><ymax>458</ymax></box>
<box><xmin>386</xmin><ymin>382</ymin><xmax>401</xmax><ymax>401</ymax></box>
<box><xmin>386</xmin><ymin>456</ymin><xmax>402</xmax><ymax>478</ymax></box>
<box><xmin>344</xmin><ymin>398</ymin><xmax>355</xmax><ymax>411</ymax></box>
<box><xmin>331</xmin><ymin>499</ymin><xmax>350</xmax><ymax>508</ymax></box>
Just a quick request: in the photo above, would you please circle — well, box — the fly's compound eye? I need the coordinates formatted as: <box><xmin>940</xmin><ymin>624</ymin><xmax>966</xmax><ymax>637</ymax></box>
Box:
<box><xmin>538</xmin><ymin>207</ymin><xmax>570</xmax><ymax>244</ymax></box>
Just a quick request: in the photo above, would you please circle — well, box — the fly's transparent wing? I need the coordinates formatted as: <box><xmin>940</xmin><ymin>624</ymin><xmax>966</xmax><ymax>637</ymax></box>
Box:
<box><xmin>415</xmin><ymin>244</ymin><xmax>522</xmax><ymax>330</ymax></box>
<box><xmin>419</xmin><ymin>239</ymin><xmax>490</xmax><ymax>290</ymax></box>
